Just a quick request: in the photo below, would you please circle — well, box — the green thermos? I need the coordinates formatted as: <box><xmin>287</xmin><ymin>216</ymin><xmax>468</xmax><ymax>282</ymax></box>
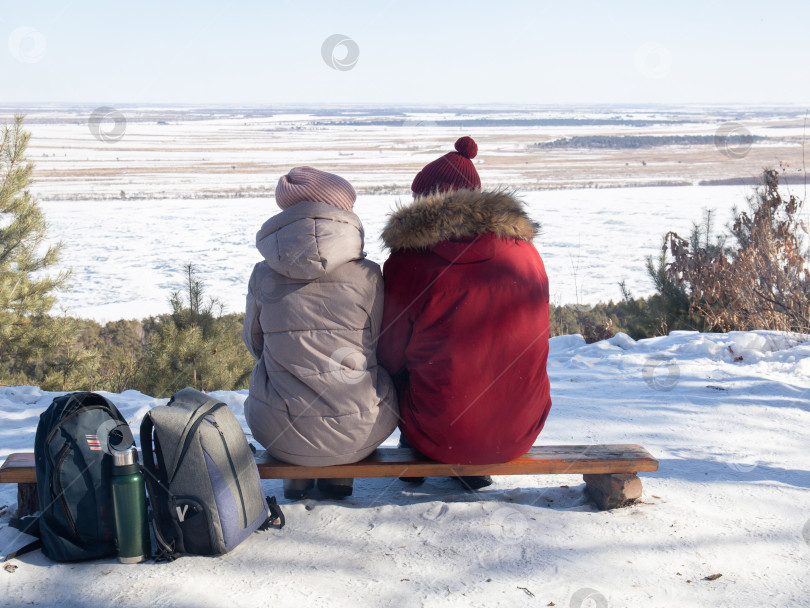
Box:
<box><xmin>111</xmin><ymin>446</ymin><xmax>150</xmax><ymax>563</ymax></box>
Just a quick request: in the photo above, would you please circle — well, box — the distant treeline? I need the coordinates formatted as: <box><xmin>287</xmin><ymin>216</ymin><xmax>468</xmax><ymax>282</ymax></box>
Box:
<box><xmin>314</xmin><ymin>118</ymin><xmax>691</xmax><ymax>128</ymax></box>
<box><xmin>530</xmin><ymin>134</ymin><xmax>765</xmax><ymax>149</ymax></box>
<box><xmin>699</xmin><ymin>174</ymin><xmax>809</xmax><ymax>186</ymax></box>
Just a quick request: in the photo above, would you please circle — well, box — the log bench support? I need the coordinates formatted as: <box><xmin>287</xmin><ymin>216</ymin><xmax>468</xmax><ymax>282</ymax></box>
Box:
<box><xmin>1</xmin><ymin>444</ymin><xmax>658</xmax><ymax>516</ymax></box>
<box><xmin>17</xmin><ymin>483</ymin><xmax>38</xmax><ymax>517</ymax></box>
<box><xmin>583</xmin><ymin>473</ymin><xmax>643</xmax><ymax>510</ymax></box>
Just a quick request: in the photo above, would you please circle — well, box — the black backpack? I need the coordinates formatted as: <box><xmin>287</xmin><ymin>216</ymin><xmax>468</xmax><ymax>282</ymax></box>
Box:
<box><xmin>10</xmin><ymin>392</ymin><xmax>134</xmax><ymax>562</ymax></box>
<box><xmin>140</xmin><ymin>387</ymin><xmax>284</xmax><ymax>561</ymax></box>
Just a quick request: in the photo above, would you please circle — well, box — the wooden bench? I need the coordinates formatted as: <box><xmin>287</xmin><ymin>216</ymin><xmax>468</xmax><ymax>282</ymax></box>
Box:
<box><xmin>0</xmin><ymin>444</ymin><xmax>658</xmax><ymax>515</ymax></box>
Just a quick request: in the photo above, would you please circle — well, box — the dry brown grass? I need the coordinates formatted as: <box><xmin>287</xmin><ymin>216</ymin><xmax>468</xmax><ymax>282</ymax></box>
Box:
<box><xmin>664</xmin><ymin>169</ymin><xmax>809</xmax><ymax>333</ymax></box>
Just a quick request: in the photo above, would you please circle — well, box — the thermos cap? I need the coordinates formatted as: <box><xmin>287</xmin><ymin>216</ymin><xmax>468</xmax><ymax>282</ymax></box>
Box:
<box><xmin>112</xmin><ymin>446</ymin><xmax>139</xmax><ymax>467</ymax></box>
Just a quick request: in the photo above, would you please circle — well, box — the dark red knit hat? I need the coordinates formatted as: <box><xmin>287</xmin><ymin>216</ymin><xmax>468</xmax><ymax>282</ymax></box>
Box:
<box><xmin>411</xmin><ymin>136</ymin><xmax>481</xmax><ymax>196</ymax></box>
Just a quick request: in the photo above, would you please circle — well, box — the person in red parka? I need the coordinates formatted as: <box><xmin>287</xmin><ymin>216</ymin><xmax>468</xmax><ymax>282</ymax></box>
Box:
<box><xmin>378</xmin><ymin>136</ymin><xmax>552</xmax><ymax>487</ymax></box>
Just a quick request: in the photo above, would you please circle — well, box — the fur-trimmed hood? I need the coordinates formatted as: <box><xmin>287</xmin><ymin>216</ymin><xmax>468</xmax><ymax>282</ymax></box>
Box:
<box><xmin>381</xmin><ymin>189</ymin><xmax>539</xmax><ymax>251</ymax></box>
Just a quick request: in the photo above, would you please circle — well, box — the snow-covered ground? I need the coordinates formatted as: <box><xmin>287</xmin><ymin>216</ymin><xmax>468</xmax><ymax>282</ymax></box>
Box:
<box><xmin>41</xmin><ymin>184</ymin><xmax>756</xmax><ymax>320</ymax></box>
<box><xmin>2</xmin><ymin>330</ymin><xmax>809</xmax><ymax>607</ymax></box>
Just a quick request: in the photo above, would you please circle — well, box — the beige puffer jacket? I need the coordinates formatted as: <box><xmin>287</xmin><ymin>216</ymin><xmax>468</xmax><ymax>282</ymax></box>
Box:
<box><xmin>243</xmin><ymin>201</ymin><xmax>398</xmax><ymax>466</ymax></box>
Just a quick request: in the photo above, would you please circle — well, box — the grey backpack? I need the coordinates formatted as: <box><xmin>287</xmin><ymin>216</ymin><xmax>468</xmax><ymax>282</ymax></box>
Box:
<box><xmin>140</xmin><ymin>387</ymin><xmax>284</xmax><ymax>560</ymax></box>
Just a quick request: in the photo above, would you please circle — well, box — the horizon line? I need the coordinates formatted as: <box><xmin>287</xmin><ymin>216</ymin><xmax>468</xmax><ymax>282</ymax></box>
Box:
<box><xmin>1</xmin><ymin>101</ymin><xmax>808</xmax><ymax>109</ymax></box>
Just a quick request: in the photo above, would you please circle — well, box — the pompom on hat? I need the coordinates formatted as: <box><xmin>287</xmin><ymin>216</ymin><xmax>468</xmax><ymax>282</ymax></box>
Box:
<box><xmin>276</xmin><ymin>167</ymin><xmax>356</xmax><ymax>211</ymax></box>
<box><xmin>411</xmin><ymin>136</ymin><xmax>481</xmax><ymax>196</ymax></box>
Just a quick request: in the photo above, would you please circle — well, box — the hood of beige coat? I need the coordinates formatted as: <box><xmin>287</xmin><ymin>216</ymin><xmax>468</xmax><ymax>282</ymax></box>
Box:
<box><xmin>256</xmin><ymin>200</ymin><xmax>366</xmax><ymax>280</ymax></box>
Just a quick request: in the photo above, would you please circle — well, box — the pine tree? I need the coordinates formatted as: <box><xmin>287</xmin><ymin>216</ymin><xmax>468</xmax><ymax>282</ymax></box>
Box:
<box><xmin>0</xmin><ymin>116</ymin><xmax>68</xmax><ymax>382</ymax></box>
<box><xmin>139</xmin><ymin>264</ymin><xmax>253</xmax><ymax>396</ymax></box>
<box><xmin>41</xmin><ymin>312</ymin><xmax>101</xmax><ymax>391</ymax></box>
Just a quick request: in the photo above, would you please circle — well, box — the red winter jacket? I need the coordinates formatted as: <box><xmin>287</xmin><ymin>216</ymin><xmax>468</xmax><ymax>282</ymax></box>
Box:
<box><xmin>379</xmin><ymin>188</ymin><xmax>552</xmax><ymax>465</ymax></box>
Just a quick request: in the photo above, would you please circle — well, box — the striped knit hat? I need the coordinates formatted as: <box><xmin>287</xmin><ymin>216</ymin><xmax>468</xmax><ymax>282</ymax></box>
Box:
<box><xmin>411</xmin><ymin>136</ymin><xmax>481</xmax><ymax>196</ymax></box>
<box><xmin>275</xmin><ymin>167</ymin><xmax>356</xmax><ymax>211</ymax></box>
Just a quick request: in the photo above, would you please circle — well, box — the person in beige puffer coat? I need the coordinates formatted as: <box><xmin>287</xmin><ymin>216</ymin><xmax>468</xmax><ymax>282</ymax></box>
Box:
<box><xmin>243</xmin><ymin>167</ymin><xmax>399</xmax><ymax>499</ymax></box>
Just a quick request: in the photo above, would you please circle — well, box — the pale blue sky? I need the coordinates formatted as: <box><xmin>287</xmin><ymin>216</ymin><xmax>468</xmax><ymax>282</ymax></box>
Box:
<box><xmin>2</xmin><ymin>0</ymin><xmax>809</xmax><ymax>105</ymax></box>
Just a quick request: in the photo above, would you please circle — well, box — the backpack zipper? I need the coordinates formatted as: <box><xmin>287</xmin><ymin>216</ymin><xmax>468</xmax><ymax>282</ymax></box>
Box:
<box><xmin>53</xmin><ymin>443</ymin><xmax>81</xmax><ymax>540</ymax></box>
<box><xmin>205</xmin><ymin>417</ymin><xmax>248</xmax><ymax>529</ymax></box>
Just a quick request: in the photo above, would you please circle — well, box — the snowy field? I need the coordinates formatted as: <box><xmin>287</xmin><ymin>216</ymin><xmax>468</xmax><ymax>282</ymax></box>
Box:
<box><xmin>7</xmin><ymin>104</ymin><xmax>807</xmax><ymax>201</ymax></box>
<box><xmin>41</xmin><ymin>184</ymin><xmax>763</xmax><ymax>320</ymax></box>
<box><xmin>1</xmin><ymin>330</ymin><xmax>809</xmax><ymax>606</ymax></box>
<box><xmin>10</xmin><ymin>104</ymin><xmax>806</xmax><ymax>319</ymax></box>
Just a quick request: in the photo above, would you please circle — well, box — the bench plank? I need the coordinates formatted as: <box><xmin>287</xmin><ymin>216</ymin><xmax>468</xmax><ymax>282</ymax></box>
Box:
<box><xmin>0</xmin><ymin>452</ymin><xmax>35</xmax><ymax>483</ymax></box>
<box><xmin>1</xmin><ymin>446</ymin><xmax>658</xmax><ymax>513</ymax></box>
<box><xmin>255</xmin><ymin>444</ymin><xmax>658</xmax><ymax>479</ymax></box>
<box><xmin>1</xmin><ymin>444</ymin><xmax>658</xmax><ymax>484</ymax></box>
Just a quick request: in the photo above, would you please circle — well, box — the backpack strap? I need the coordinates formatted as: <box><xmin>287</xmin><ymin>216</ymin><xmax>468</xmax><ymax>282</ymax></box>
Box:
<box><xmin>3</xmin><ymin>516</ymin><xmax>43</xmax><ymax>561</ymax></box>
<box><xmin>8</xmin><ymin>514</ymin><xmax>40</xmax><ymax>537</ymax></box>
<box><xmin>156</xmin><ymin>396</ymin><xmax>224</xmax><ymax>485</ymax></box>
<box><xmin>258</xmin><ymin>496</ymin><xmax>285</xmax><ymax>531</ymax></box>
<box><xmin>147</xmin><ymin>493</ymin><xmax>187</xmax><ymax>562</ymax></box>
<box><xmin>169</xmin><ymin>401</ymin><xmax>225</xmax><ymax>484</ymax></box>
<box><xmin>2</xmin><ymin>539</ymin><xmax>42</xmax><ymax>561</ymax></box>
<box><xmin>139</xmin><ymin>413</ymin><xmax>181</xmax><ymax>561</ymax></box>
